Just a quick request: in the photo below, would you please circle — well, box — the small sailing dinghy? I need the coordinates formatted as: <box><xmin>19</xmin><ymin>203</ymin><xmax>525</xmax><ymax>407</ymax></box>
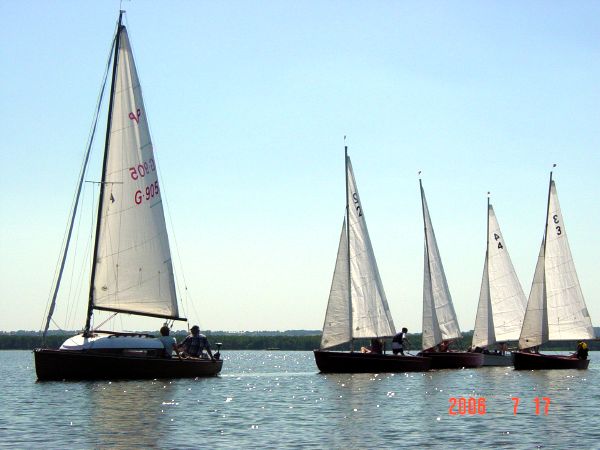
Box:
<box><xmin>313</xmin><ymin>148</ymin><xmax>431</xmax><ymax>373</ymax></box>
<box><xmin>470</xmin><ymin>196</ymin><xmax>527</xmax><ymax>366</ymax></box>
<box><xmin>416</xmin><ymin>179</ymin><xmax>483</xmax><ymax>369</ymax></box>
<box><xmin>34</xmin><ymin>11</ymin><xmax>222</xmax><ymax>380</ymax></box>
<box><xmin>513</xmin><ymin>171</ymin><xmax>595</xmax><ymax>370</ymax></box>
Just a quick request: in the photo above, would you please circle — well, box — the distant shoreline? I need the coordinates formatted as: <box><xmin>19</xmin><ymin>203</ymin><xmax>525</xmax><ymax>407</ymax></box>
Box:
<box><xmin>1</xmin><ymin>331</ymin><xmax>595</xmax><ymax>352</ymax></box>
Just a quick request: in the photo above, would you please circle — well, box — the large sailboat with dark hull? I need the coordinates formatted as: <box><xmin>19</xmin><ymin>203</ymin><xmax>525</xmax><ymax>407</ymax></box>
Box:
<box><xmin>313</xmin><ymin>147</ymin><xmax>431</xmax><ymax>373</ymax></box>
<box><xmin>34</xmin><ymin>12</ymin><xmax>222</xmax><ymax>380</ymax></box>
<box><xmin>416</xmin><ymin>179</ymin><xmax>483</xmax><ymax>369</ymax></box>
<box><xmin>470</xmin><ymin>195</ymin><xmax>527</xmax><ymax>366</ymax></box>
<box><xmin>513</xmin><ymin>170</ymin><xmax>595</xmax><ymax>370</ymax></box>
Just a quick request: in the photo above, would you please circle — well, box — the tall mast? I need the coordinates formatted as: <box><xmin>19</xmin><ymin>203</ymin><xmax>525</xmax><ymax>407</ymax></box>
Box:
<box><xmin>486</xmin><ymin>192</ymin><xmax>493</xmax><ymax>345</ymax></box>
<box><xmin>41</xmin><ymin>38</ymin><xmax>117</xmax><ymax>342</ymax></box>
<box><xmin>539</xmin><ymin>167</ymin><xmax>555</xmax><ymax>344</ymax></box>
<box><xmin>84</xmin><ymin>11</ymin><xmax>124</xmax><ymax>336</ymax></box>
<box><xmin>345</xmin><ymin>144</ymin><xmax>353</xmax><ymax>351</ymax></box>
<box><xmin>419</xmin><ymin>177</ymin><xmax>435</xmax><ymax>349</ymax></box>
<box><xmin>419</xmin><ymin>178</ymin><xmax>432</xmax><ymax>295</ymax></box>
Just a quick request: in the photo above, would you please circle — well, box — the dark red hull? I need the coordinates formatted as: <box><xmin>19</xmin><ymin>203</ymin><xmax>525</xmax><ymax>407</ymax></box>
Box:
<box><xmin>313</xmin><ymin>350</ymin><xmax>431</xmax><ymax>373</ymax></box>
<box><xmin>512</xmin><ymin>351</ymin><xmax>589</xmax><ymax>370</ymax></box>
<box><xmin>416</xmin><ymin>351</ymin><xmax>483</xmax><ymax>369</ymax></box>
<box><xmin>34</xmin><ymin>349</ymin><xmax>223</xmax><ymax>380</ymax></box>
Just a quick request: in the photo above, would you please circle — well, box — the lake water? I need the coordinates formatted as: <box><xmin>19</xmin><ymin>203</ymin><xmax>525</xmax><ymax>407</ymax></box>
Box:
<box><xmin>1</xmin><ymin>350</ymin><xmax>598</xmax><ymax>449</ymax></box>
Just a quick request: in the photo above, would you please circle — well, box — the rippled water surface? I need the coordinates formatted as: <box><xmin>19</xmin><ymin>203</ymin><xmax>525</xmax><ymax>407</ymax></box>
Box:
<box><xmin>1</xmin><ymin>350</ymin><xmax>599</xmax><ymax>449</ymax></box>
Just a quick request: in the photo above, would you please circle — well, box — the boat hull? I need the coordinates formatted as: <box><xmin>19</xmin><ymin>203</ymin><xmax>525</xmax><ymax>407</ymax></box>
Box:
<box><xmin>512</xmin><ymin>351</ymin><xmax>589</xmax><ymax>370</ymax></box>
<box><xmin>416</xmin><ymin>351</ymin><xmax>483</xmax><ymax>369</ymax></box>
<box><xmin>481</xmin><ymin>353</ymin><xmax>513</xmax><ymax>367</ymax></box>
<box><xmin>34</xmin><ymin>349</ymin><xmax>223</xmax><ymax>380</ymax></box>
<box><xmin>313</xmin><ymin>350</ymin><xmax>431</xmax><ymax>373</ymax></box>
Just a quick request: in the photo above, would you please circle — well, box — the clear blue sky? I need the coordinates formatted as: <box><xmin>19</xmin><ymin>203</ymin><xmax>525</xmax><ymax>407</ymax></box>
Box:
<box><xmin>1</xmin><ymin>1</ymin><xmax>599</xmax><ymax>334</ymax></box>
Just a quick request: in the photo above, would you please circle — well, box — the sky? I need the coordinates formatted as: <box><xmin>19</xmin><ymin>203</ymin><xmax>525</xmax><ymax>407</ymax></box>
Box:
<box><xmin>1</xmin><ymin>1</ymin><xmax>599</xmax><ymax>335</ymax></box>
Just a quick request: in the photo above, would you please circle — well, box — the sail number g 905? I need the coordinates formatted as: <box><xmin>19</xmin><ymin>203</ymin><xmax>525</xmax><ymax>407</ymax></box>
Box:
<box><xmin>134</xmin><ymin>181</ymin><xmax>160</xmax><ymax>205</ymax></box>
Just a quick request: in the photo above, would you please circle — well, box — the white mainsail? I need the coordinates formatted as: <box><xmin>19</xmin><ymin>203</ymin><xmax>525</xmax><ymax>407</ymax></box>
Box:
<box><xmin>420</xmin><ymin>181</ymin><xmax>461</xmax><ymax>350</ymax></box>
<box><xmin>320</xmin><ymin>155</ymin><xmax>396</xmax><ymax>349</ymax></box>
<box><xmin>92</xmin><ymin>27</ymin><xmax>179</xmax><ymax>319</ymax></box>
<box><xmin>519</xmin><ymin>178</ymin><xmax>595</xmax><ymax>349</ymax></box>
<box><xmin>472</xmin><ymin>203</ymin><xmax>527</xmax><ymax>348</ymax></box>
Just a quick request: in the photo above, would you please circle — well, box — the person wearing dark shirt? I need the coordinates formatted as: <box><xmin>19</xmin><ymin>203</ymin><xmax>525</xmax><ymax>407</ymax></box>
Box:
<box><xmin>392</xmin><ymin>327</ymin><xmax>409</xmax><ymax>355</ymax></box>
<box><xmin>179</xmin><ymin>325</ymin><xmax>214</xmax><ymax>360</ymax></box>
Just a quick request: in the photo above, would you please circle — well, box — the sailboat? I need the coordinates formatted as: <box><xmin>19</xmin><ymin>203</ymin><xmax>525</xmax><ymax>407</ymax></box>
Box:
<box><xmin>416</xmin><ymin>179</ymin><xmax>483</xmax><ymax>369</ymax></box>
<box><xmin>34</xmin><ymin>11</ymin><xmax>222</xmax><ymax>380</ymax></box>
<box><xmin>513</xmin><ymin>171</ymin><xmax>595</xmax><ymax>370</ymax></box>
<box><xmin>470</xmin><ymin>195</ymin><xmax>527</xmax><ymax>366</ymax></box>
<box><xmin>313</xmin><ymin>147</ymin><xmax>431</xmax><ymax>373</ymax></box>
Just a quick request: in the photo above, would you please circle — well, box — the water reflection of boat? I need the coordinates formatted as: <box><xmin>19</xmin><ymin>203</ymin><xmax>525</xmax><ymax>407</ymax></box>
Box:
<box><xmin>314</xmin><ymin>147</ymin><xmax>431</xmax><ymax>373</ymax></box>
<box><xmin>514</xmin><ymin>170</ymin><xmax>595</xmax><ymax>370</ymax></box>
<box><xmin>470</xmin><ymin>195</ymin><xmax>527</xmax><ymax>366</ymax></box>
<box><xmin>416</xmin><ymin>179</ymin><xmax>483</xmax><ymax>369</ymax></box>
<box><xmin>34</xmin><ymin>11</ymin><xmax>222</xmax><ymax>380</ymax></box>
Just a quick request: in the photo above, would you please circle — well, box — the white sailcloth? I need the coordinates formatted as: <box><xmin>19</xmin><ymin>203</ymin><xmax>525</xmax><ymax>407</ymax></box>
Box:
<box><xmin>519</xmin><ymin>180</ymin><xmax>594</xmax><ymax>349</ymax></box>
<box><xmin>420</xmin><ymin>182</ymin><xmax>461</xmax><ymax>350</ymax></box>
<box><xmin>320</xmin><ymin>220</ymin><xmax>350</xmax><ymax>349</ymax></box>
<box><xmin>92</xmin><ymin>27</ymin><xmax>179</xmax><ymax>319</ymax></box>
<box><xmin>472</xmin><ymin>204</ymin><xmax>527</xmax><ymax>348</ymax></box>
<box><xmin>320</xmin><ymin>156</ymin><xmax>396</xmax><ymax>349</ymax></box>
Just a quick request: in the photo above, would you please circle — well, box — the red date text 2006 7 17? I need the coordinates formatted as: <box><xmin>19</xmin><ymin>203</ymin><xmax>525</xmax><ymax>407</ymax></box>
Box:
<box><xmin>448</xmin><ymin>397</ymin><xmax>551</xmax><ymax>416</ymax></box>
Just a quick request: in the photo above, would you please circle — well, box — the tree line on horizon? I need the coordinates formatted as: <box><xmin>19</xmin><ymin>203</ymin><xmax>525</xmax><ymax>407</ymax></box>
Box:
<box><xmin>0</xmin><ymin>330</ymin><xmax>597</xmax><ymax>351</ymax></box>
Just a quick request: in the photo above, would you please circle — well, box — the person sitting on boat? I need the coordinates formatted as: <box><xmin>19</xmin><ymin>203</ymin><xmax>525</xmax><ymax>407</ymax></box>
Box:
<box><xmin>498</xmin><ymin>342</ymin><xmax>508</xmax><ymax>356</ymax></box>
<box><xmin>179</xmin><ymin>325</ymin><xmax>214</xmax><ymax>360</ymax></box>
<box><xmin>438</xmin><ymin>340</ymin><xmax>451</xmax><ymax>352</ymax></box>
<box><xmin>158</xmin><ymin>325</ymin><xmax>181</xmax><ymax>359</ymax></box>
<box><xmin>574</xmin><ymin>341</ymin><xmax>589</xmax><ymax>360</ymax></box>
<box><xmin>392</xmin><ymin>327</ymin><xmax>409</xmax><ymax>355</ymax></box>
<box><xmin>360</xmin><ymin>338</ymin><xmax>383</xmax><ymax>354</ymax></box>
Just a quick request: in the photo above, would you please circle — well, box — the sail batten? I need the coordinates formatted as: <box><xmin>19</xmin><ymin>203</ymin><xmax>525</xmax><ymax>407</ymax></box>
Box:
<box><xmin>420</xmin><ymin>181</ymin><xmax>461</xmax><ymax>350</ymax></box>
<box><xmin>519</xmin><ymin>178</ymin><xmax>595</xmax><ymax>349</ymax></box>
<box><xmin>320</xmin><ymin>155</ymin><xmax>396</xmax><ymax>349</ymax></box>
<box><xmin>91</xmin><ymin>27</ymin><xmax>180</xmax><ymax>320</ymax></box>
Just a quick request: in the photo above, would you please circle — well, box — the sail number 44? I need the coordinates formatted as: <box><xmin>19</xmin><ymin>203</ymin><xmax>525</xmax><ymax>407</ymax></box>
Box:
<box><xmin>448</xmin><ymin>397</ymin><xmax>551</xmax><ymax>416</ymax></box>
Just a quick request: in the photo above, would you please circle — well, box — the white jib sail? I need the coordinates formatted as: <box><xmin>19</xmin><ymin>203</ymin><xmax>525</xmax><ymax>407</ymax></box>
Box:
<box><xmin>473</xmin><ymin>204</ymin><xmax>527</xmax><ymax>348</ymax></box>
<box><xmin>472</xmin><ymin>256</ymin><xmax>494</xmax><ymax>349</ymax></box>
<box><xmin>320</xmin><ymin>220</ymin><xmax>351</xmax><ymax>349</ymax></box>
<box><xmin>346</xmin><ymin>158</ymin><xmax>396</xmax><ymax>340</ymax></box>
<box><xmin>520</xmin><ymin>180</ymin><xmax>595</xmax><ymax>349</ymax></box>
<box><xmin>92</xmin><ymin>27</ymin><xmax>179</xmax><ymax>319</ymax></box>
<box><xmin>420</xmin><ymin>182</ymin><xmax>461</xmax><ymax>350</ymax></box>
<box><xmin>519</xmin><ymin>242</ymin><xmax>547</xmax><ymax>349</ymax></box>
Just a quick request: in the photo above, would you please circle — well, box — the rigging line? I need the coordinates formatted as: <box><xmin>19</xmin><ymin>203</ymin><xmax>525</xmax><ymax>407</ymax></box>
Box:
<box><xmin>41</xmin><ymin>26</ymin><xmax>118</xmax><ymax>341</ymax></box>
<box><xmin>63</xmin><ymin>181</ymin><xmax>87</xmax><ymax>328</ymax></box>
<box><xmin>67</xmin><ymin>199</ymin><xmax>95</xmax><ymax>331</ymax></box>
<box><xmin>160</xmin><ymin>177</ymin><xmax>198</xmax><ymax>323</ymax></box>
<box><xmin>95</xmin><ymin>312</ymin><xmax>119</xmax><ymax>330</ymax></box>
